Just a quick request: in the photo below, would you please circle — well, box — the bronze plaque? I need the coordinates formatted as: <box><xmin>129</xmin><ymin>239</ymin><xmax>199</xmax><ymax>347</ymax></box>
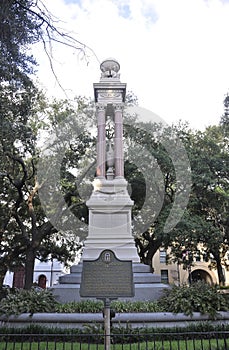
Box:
<box><xmin>80</xmin><ymin>250</ymin><xmax>134</xmax><ymax>298</ymax></box>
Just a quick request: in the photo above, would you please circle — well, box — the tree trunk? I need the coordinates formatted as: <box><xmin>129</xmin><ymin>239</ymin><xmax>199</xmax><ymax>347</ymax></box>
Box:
<box><xmin>135</xmin><ymin>235</ymin><xmax>162</xmax><ymax>269</ymax></box>
<box><xmin>215</xmin><ymin>254</ymin><xmax>225</xmax><ymax>286</ymax></box>
<box><xmin>24</xmin><ymin>248</ymin><xmax>36</xmax><ymax>290</ymax></box>
<box><xmin>146</xmin><ymin>240</ymin><xmax>162</xmax><ymax>268</ymax></box>
<box><xmin>0</xmin><ymin>266</ymin><xmax>8</xmax><ymax>289</ymax></box>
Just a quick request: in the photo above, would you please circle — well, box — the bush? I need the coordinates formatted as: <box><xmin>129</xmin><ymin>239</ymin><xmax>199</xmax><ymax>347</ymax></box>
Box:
<box><xmin>1</xmin><ymin>322</ymin><xmax>229</xmax><ymax>336</ymax></box>
<box><xmin>111</xmin><ymin>300</ymin><xmax>161</xmax><ymax>313</ymax></box>
<box><xmin>56</xmin><ymin>300</ymin><xmax>104</xmax><ymax>313</ymax></box>
<box><xmin>0</xmin><ymin>288</ymin><xmax>59</xmax><ymax>316</ymax></box>
<box><xmin>1</xmin><ymin>282</ymin><xmax>228</xmax><ymax>318</ymax></box>
<box><xmin>158</xmin><ymin>281</ymin><xmax>229</xmax><ymax>318</ymax></box>
<box><xmin>55</xmin><ymin>300</ymin><xmax>162</xmax><ymax>313</ymax></box>
<box><xmin>0</xmin><ymin>286</ymin><xmax>10</xmax><ymax>301</ymax></box>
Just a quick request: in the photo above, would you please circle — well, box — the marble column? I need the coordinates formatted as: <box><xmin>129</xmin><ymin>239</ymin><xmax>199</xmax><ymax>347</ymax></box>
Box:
<box><xmin>114</xmin><ymin>104</ymin><xmax>124</xmax><ymax>178</ymax></box>
<box><xmin>96</xmin><ymin>104</ymin><xmax>106</xmax><ymax>178</ymax></box>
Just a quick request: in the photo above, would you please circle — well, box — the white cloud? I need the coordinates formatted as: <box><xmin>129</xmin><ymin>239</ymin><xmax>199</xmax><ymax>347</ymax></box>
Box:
<box><xmin>33</xmin><ymin>0</ymin><xmax>229</xmax><ymax>129</ymax></box>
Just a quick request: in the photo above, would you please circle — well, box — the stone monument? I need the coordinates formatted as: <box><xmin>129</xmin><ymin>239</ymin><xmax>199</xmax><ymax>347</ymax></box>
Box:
<box><xmin>52</xmin><ymin>58</ymin><xmax>168</xmax><ymax>302</ymax></box>
<box><xmin>83</xmin><ymin>58</ymin><xmax>139</xmax><ymax>262</ymax></box>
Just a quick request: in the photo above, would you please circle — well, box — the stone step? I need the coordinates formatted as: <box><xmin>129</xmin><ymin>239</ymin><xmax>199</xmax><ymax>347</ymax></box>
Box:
<box><xmin>70</xmin><ymin>264</ymin><xmax>83</xmax><ymax>273</ymax></box>
<box><xmin>60</xmin><ymin>263</ymin><xmax>160</xmax><ymax>285</ymax></box>
<box><xmin>59</xmin><ymin>274</ymin><xmax>82</xmax><ymax>284</ymax></box>
<box><xmin>51</xmin><ymin>281</ymin><xmax>170</xmax><ymax>302</ymax></box>
<box><xmin>70</xmin><ymin>262</ymin><xmax>153</xmax><ymax>274</ymax></box>
<box><xmin>60</xmin><ymin>273</ymin><xmax>161</xmax><ymax>285</ymax></box>
<box><xmin>134</xmin><ymin>273</ymin><xmax>161</xmax><ymax>283</ymax></box>
<box><xmin>132</xmin><ymin>263</ymin><xmax>153</xmax><ymax>273</ymax></box>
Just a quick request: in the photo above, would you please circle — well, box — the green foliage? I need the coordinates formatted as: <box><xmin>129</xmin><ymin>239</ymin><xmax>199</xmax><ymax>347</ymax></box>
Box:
<box><xmin>0</xmin><ymin>289</ymin><xmax>59</xmax><ymax>316</ymax></box>
<box><xmin>1</xmin><ymin>321</ymin><xmax>229</xmax><ymax>335</ymax></box>
<box><xmin>2</xmin><ymin>289</ymin><xmax>225</xmax><ymax>317</ymax></box>
<box><xmin>0</xmin><ymin>0</ymin><xmax>38</xmax><ymax>84</ymax></box>
<box><xmin>154</xmin><ymin>121</ymin><xmax>229</xmax><ymax>286</ymax></box>
<box><xmin>111</xmin><ymin>300</ymin><xmax>161</xmax><ymax>313</ymax></box>
<box><xmin>158</xmin><ymin>281</ymin><xmax>229</xmax><ymax>317</ymax></box>
<box><xmin>0</xmin><ymin>287</ymin><xmax>10</xmax><ymax>301</ymax></box>
<box><xmin>1</xmin><ymin>322</ymin><xmax>229</xmax><ymax>335</ymax></box>
<box><xmin>0</xmin><ymin>1</ymin><xmax>87</xmax><ymax>291</ymax></box>
<box><xmin>56</xmin><ymin>291</ymin><xmax>229</xmax><ymax>316</ymax></box>
<box><xmin>56</xmin><ymin>300</ymin><xmax>104</xmax><ymax>313</ymax></box>
<box><xmin>55</xmin><ymin>300</ymin><xmax>161</xmax><ymax>313</ymax></box>
<box><xmin>1</xmin><ymin>285</ymin><xmax>228</xmax><ymax>319</ymax></box>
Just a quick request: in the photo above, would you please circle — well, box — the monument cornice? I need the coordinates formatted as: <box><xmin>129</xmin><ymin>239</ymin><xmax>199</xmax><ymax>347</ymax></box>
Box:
<box><xmin>93</xmin><ymin>83</ymin><xmax>126</xmax><ymax>103</ymax></box>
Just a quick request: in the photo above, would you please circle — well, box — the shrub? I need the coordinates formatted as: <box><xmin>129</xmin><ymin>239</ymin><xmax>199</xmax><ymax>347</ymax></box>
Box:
<box><xmin>56</xmin><ymin>300</ymin><xmax>104</xmax><ymax>313</ymax></box>
<box><xmin>158</xmin><ymin>281</ymin><xmax>229</xmax><ymax>318</ymax></box>
<box><xmin>0</xmin><ymin>286</ymin><xmax>10</xmax><ymax>301</ymax></box>
<box><xmin>1</xmin><ymin>322</ymin><xmax>229</xmax><ymax>337</ymax></box>
<box><xmin>1</xmin><ymin>282</ymin><xmax>228</xmax><ymax>318</ymax></box>
<box><xmin>55</xmin><ymin>300</ymin><xmax>162</xmax><ymax>313</ymax></box>
<box><xmin>0</xmin><ymin>288</ymin><xmax>59</xmax><ymax>316</ymax></box>
<box><xmin>111</xmin><ymin>300</ymin><xmax>161</xmax><ymax>313</ymax></box>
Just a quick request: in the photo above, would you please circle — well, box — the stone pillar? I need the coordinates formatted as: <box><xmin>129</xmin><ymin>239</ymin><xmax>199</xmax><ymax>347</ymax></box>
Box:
<box><xmin>96</xmin><ymin>104</ymin><xmax>106</xmax><ymax>178</ymax></box>
<box><xmin>114</xmin><ymin>104</ymin><xmax>124</xmax><ymax>178</ymax></box>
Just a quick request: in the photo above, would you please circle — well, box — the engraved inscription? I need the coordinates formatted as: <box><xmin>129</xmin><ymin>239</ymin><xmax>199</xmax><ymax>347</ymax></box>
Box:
<box><xmin>80</xmin><ymin>250</ymin><xmax>134</xmax><ymax>298</ymax></box>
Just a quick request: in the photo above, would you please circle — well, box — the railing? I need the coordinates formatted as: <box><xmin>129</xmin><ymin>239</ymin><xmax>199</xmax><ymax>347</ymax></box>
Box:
<box><xmin>0</xmin><ymin>331</ymin><xmax>229</xmax><ymax>350</ymax></box>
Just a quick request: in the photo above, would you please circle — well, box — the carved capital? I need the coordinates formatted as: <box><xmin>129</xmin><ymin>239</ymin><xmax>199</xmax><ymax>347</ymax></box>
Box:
<box><xmin>96</xmin><ymin>103</ymin><xmax>106</xmax><ymax>112</ymax></box>
<box><xmin>114</xmin><ymin>103</ymin><xmax>124</xmax><ymax>112</ymax></box>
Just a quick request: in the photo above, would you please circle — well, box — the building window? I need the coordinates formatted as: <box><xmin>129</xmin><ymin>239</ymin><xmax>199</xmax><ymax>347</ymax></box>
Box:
<box><xmin>159</xmin><ymin>250</ymin><xmax>166</xmax><ymax>264</ymax></box>
<box><xmin>38</xmin><ymin>274</ymin><xmax>47</xmax><ymax>289</ymax></box>
<box><xmin>161</xmin><ymin>269</ymin><xmax>169</xmax><ymax>284</ymax></box>
<box><xmin>195</xmin><ymin>251</ymin><xmax>201</xmax><ymax>262</ymax></box>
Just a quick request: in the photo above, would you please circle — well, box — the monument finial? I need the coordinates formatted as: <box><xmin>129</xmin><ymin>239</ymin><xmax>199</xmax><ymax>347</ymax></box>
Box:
<box><xmin>100</xmin><ymin>58</ymin><xmax>120</xmax><ymax>79</ymax></box>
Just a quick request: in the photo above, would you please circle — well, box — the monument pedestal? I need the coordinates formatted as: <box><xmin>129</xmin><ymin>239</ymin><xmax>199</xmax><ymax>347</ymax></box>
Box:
<box><xmin>52</xmin><ymin>262</ymin><xmax>169</xmax><ymax>302</ymax></box>
<box><xmin>83</xmin><ymin>178</ymin><xmax>139</xmax><ymax>262</ymax></box>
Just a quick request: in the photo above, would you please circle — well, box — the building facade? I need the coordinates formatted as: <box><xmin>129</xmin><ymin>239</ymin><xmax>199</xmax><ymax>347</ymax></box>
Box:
<box><xmin>153</xmin><ymin>248</ymin><xmax>229</xmax><ymax>286</ymax></box>
<box><xmin>3</xmin><ymin>259</ymin><xmax>64</xmax><ymax>289</ymax></box>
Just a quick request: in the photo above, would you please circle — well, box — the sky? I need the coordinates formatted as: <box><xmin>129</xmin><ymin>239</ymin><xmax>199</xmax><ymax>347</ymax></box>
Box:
<box><xmin>32</xmin><ymin>0</ymin><xmax>229</xmax><ymax>130</ymax></box>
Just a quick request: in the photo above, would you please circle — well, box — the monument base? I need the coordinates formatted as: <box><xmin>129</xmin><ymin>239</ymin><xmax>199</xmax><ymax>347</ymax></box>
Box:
<box><xmin>51</xmin><ymin>263</ymin><xmax>169</xmax><ymax>303</ymax></box>
<box><xmin>84</xmin><ymin>177</ymin><xmax>140</xmax><ymax>262</ymax></box>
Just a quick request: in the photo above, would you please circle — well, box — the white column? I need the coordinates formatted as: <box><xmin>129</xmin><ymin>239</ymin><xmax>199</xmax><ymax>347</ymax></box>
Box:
<box><xmin>114</xmin><ymin>104</ymin><xmax>124</xmax><ymax>178</ymax></box>
<box><xmin>96</xmin><ymin>104</ymin><xmax>106</xmax><ymax>178</ymax></box>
